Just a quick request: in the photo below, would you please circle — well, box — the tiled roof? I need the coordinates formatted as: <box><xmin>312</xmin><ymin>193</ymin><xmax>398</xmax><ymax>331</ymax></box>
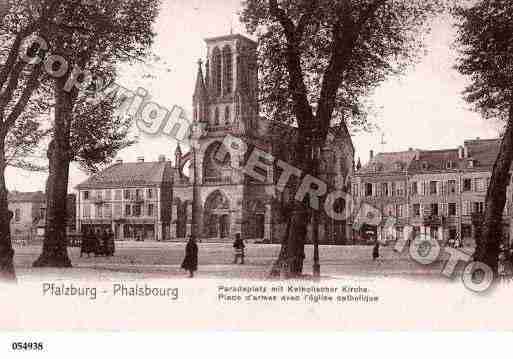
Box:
<box><xmin>464</xmin><ymin>138</ymin><xmax>500</xmax><ymax>169</ymax></box>
<box><xmin>8</xmin><ymin>191</ymin><xmax>45</xmax><ymax>203</ymax></box>
<box><xmin>409</xmin><ymin>149</ymin><xmax>460</xmax><ymax>172</ymax></box>
<box><xmin>359</xmin><ymin>151</ymin><xmax>417</xmax><ymax>174</ymax></box>
<box><xmin>357</xmin><ymin>138</ymin><xmax>501</xmax><ymax>175</ymax></box>
<box><xmin>76</xmin><ymin>161</ymin><xmax>176</xmax><ymax>189</ymax></box>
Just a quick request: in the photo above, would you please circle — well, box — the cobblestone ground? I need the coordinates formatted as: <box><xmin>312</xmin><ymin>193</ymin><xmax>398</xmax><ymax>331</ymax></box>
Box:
<box><xmin>10</xmin><ymin>241</ymin><xmax>486</xmax><ymax>282</ymax></box>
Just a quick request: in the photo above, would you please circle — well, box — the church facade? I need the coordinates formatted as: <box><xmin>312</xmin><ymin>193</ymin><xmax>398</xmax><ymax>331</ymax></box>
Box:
<box><xmin>171</xmin><ymin>34</ymin><xmax>355</xmax><ymax>244</ymax></box>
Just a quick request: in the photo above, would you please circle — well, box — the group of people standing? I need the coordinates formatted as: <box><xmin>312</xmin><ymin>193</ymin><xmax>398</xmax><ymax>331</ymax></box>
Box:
<box><xmin>181</xmin><ymin>233</ymin><xmax>246</xmax><ymax>278</ymax></box>
<box><xmin>80</xmin><ymin>228</ymin><xmax>115</xmax><ymax>257</ymax></box>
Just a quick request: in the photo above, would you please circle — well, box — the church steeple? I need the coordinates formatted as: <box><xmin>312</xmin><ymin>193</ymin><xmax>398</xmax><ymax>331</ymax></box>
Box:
<box><xmin>175</xmin><ymin>143</ymin><xmax>183</xmax><ymax>168</ymax></box>
<box><xmin>193</xmin><ymin>59</ymin><xmax>208</xmax><ymax>123</ymax></box>
<box><xmin>193</xmin><ymin>59</ymin><xmax>207</xmax><ymax>102</ymax></box>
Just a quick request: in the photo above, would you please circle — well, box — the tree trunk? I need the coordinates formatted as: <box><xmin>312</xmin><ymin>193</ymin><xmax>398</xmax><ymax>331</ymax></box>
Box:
<box><xmin>0</xmin><ymin>142</ymin><xmax>16</xmax><ymax>282</ymax></box>
<box><xmin>269</xmin><ymin>133</ymin><xmax>311</xmax><ymax>278</ymax></box>
<box><xmin>474</xmin><ymin>103</ymin><xmax>513</xmax><ymax>274</ymax></box>
<box><xmin>33</xmin><ymin>78</ymin><xmax>72</xmax><ymax>268</ymax></box>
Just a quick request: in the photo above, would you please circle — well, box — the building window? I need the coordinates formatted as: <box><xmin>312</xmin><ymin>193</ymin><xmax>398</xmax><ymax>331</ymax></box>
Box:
<box><xmin>214</xmin><ymin>107</ymin><xmax>220</xmax><ymax>125</ymax></box>
<box><xmin>422</xmin><ymin>162</ymin><xmax>429</xmax><ymax>170</ymax></box>
<box><xmin>446</xmin><ymin>160</ymin><xmax>454</xmax><ymax>169</ymax></box>
<box><xmin>148</xmin><ymin>203</ymin><xmax>154</xmax><ymax>217</ymax></box>
<box><xmin>39</xmin><ymin>207</ymin><xmax>45</xmax><ymax>220</ymax></box>
<box><xmin>134</xmin><ymin>204</ymin><xmax>142</xmax><ymax>217</ymax></box>
<box><xmin>125</xmin><ymin>204</ymin><xmax>131</xmax><ymax>217</ymax></box>
<box><xmin>124</xmin><ymin>189</ymin><xmax>131</xmax><ymax>200</ymax></box>
<box><xmin>411</xmin><ymin>182</ymin><xmax>418</xmax><ymax>195</ymax></box>
<box><xmin>96</xmin><ymin>205</ymin><xmax>103</xmax><ymax>218</ymax></box>
<box><xmin>431</xmin><ymin>203</ymin><xmax>438</xmax><ymax>216</ymax></box>
<box><xmin>365</xmin><ymin>183</ymin><xmax>373</xmax><ymax>197</ymax></box>
<box><xmin>225</xmin><ymin>106</ymin><xmax>230</xmax><ymax>124</ymax></box>
<box><xmin>413</xmin><ymin>204</ymin><xmax>420</xmax><ymax>217</ymax></box>
<box><xmin>96</xmin><ymin>190</ymin><xmax>102</xmax><ymax>200</ymax></box>
<box><xmin>449</xmin><ymin>227</ymin><xmax>457</xmax><ymax>240</ymax></box>
<box><xmin>396</xmin><ymin>204</ymin><xmax>403</xmax><ymax>218</ymax></box>
<box><xmin>105</xmin><ymin>190</ymin><xmax>112</xmax><ymax>201</ymax></box>
<box><xmin>448</xmin><ymin>203</ymin><xmax>457</xmax><ymax>216</ymax></box>
<box><xmin>463</xmin><ymin>178</ymin><xmax>472</xmax><ymax>192</ymax></box>
<box><xmin>475</xmin><ymin>178</ymin><xmax>485</xmax><ymax>192</ymax></box>
<box><xmin>222</xmin><ymin>45</ymin><xmax>233</xmax><ymax>94</ymax></box>
<box><xmin>396</xmin><ymin>182</ymin><xmax>405</xmax><ymax>196</ymax></box>
<box><xmin>104</xmin><ymin>204</ymin><xmax>112</xmax><ymax>218</ymax></box>
<box><xmin>14</xmin><ymin>208</ymin><xmax>21</xmax><ymax>222</ymax></box>
<box><xmin>430</xmin><ymin>226</ymin><xmax>439</xmax><ymax>240</ymax></box>
<box><xmin>381</xmin><ymin>183</ymin><xmax>389</xmax><ymax>196</ymax></box>
<box><xmin>135</xmin><ymin>189</ymin><xmax>143</xmax><ymax>201</ymax></box>
<box><xmin>83</xmin><ymin>204</ymin><xmax>91</xmax><ymax>218</ymax></box>
<box><xmin>429</xmin><ymin>181</ymin><xmax>438</xmax><ymax>195</ymax></box>
<box><xmin>83</xmin><ymin>191</ymin><xmax>89</xmax><ymax>200</ymax></box>
<box><xmin>114</xmin><ymin>203</ymin><xmax>122</xmax><ymax>217</ymax></box>
<box><xmin>473</xmin><ymin>202</ymin><xmax>484</xmax><ymax>214</ymax></box>
<box><xmin>115</xmin><ymin>190</ymin><xmax>122</xmax><ymax>200</ymax></box>
<box><xmin>448</xmin><ymin>180</ymin><xmax>457</xmax><ymax>194</ymax></box>
<box><xmin>147</xmin><ymin>188</ymin><xmax>153</xmax><ymax>199</ymax></box>
<box><xmin>212</xmin><ymin>47</ymin><xmax>222</xmax><ymax>97</ymax></box>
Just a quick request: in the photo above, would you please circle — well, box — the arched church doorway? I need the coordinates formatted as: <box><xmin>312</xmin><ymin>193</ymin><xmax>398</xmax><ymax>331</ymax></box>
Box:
<box><xmin>203</xmin><ymin>190</ymin><xmax>231</xmax><ymax>239</ymax></box>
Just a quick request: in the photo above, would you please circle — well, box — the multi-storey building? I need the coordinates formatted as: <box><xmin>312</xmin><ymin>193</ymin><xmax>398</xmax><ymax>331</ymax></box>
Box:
<box><xmin>352</xmin><ymin>138</ymin><xmax>513</xmax><ymax>247</ymax></box>
<box><xmin>75</xmin><ymin>156</ymin><xmax>177</xmax><ymax>241</ymax></box>
<box><xmin>7</xmin><ymin>191</ymin><xmax>76</xmax><ymax>239</ymax></box>
<box><xmin>8</xmin><ymin>191</ymin><xmax>46</xmax><ymax>239</ymax></box>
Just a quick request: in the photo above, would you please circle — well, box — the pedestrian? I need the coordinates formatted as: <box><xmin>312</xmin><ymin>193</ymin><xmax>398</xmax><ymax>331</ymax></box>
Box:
<box><xmin>181</xmin><ymin>236</ymin><xmax>198</xmax><ymax>278</ymax></box>
<box><xmin>372</xmin><ymin>241</ymin><xmax>380</xmax><ymax>261</ymax></box>
<box><xmin>232</xmin><ymin>233</ymin><xmax>245</xmax><ymax>264</ymax></box>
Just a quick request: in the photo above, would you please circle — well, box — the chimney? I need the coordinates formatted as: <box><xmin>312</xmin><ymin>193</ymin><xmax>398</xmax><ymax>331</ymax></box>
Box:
<box><xmin>458</xmin><ymin>146</ymin><xmax>464</xmax><ymax>159</ymax></box>
<box><xmin>369</xmin><ymin>150</ymin><xmax>374</xmax><ymax>160</ymax></box>
<box><xmin>158</xmin><ymin>155</ymin><xmax>166</xmax><ymax>162</ymax></box>
<box><xmin>116</xmin><ymin>159</ymin><xmax>123</xmax><ymax>164</ymax></box>
<box><xmin>137</xmin><ymin>156</ymin><xmax>145</xmax><ymax>163</ymax></box>
<box><xmin>463</xmin><ymin>146</ymin><xmax>469</xmax><ymax>158</ymax></box>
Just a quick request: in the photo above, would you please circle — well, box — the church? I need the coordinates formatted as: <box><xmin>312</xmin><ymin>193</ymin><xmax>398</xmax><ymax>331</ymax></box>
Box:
<box><xmin>171</xmin><ymin>34</ymin><xmax>355</xmax><ymax>244</ymax></box>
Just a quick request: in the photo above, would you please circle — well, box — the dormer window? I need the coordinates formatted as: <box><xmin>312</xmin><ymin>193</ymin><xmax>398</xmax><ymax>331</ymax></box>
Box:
<box><xmin>446</xmin><ymin>160</ymin><xmax>454</xmax><ymax>170</ymax></box>
<box><xmin>422</xmin><ymin>161</ymin><xmax>429</xmax><ymax>170</ymax></box>
<box><xmin>395</xmin><ymin>162</ymin><xmax>403</xmax><ymax>171</ymax></box>
<box><xmin>468</xmin><ymin>159</ymin><xmax>476</xmax><ymax>168</ymax></box>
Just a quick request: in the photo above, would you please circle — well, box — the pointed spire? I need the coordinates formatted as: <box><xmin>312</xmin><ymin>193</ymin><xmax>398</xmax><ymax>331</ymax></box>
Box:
<box><xmin>175</xmin><ymin>143</ymin><xmax>182</xmax><ymax>167</ymax></box>
<box><xmin>356</xmin><ymin>157</ymin><xmax>362</xmax><ymax>171</ymax></box>
<box><xmin>193</xmin><ymin>58</ymin><xmax>207</xmax><ymax>102</ymax></box>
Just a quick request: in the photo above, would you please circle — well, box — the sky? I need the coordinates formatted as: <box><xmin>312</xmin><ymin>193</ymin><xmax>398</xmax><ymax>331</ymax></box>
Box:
<box><xmin>6</xmin><ymin>0</ymin><xmax>503</xmax><ymax>193</ymax></box>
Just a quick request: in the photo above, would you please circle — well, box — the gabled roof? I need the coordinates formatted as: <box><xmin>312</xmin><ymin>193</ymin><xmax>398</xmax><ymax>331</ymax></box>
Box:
<box><xmin>76</xmin><ymin>161</ymin><xmax>176</xmax><ymax>190</ymax></box>
<box><xmin>8</xmin><ymin>191</ymin><xmax>45</xmax><ymax>203</ymax></box>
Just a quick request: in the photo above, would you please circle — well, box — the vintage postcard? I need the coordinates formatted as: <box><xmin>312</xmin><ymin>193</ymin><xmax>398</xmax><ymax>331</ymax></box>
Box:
<box><xmin>1</xmin><ymin>0</ymin><xmax>513</xmax><ymax>341</ymax></box>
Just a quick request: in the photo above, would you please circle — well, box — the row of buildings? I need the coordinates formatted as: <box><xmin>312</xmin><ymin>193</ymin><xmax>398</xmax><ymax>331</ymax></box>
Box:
<box><xmin>352</xmin><ymin>138</ymin><xmax>513</xmax><ymax>247</ymax></box>
<box><xmin>8</xmin><ymin>34</ymin><xmax>513</xmax><ymax>248</ymax></box>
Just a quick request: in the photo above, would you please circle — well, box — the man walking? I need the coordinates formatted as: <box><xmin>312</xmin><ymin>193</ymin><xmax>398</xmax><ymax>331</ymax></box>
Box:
<box><xmin>233</xmin><ymin>233</ymin><xmax>245</xmax><ymax>264</ymax></box>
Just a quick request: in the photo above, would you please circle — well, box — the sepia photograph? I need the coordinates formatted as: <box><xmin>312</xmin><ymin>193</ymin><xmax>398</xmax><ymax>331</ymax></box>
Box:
<box><xmin>0</xmin><ymin>0</ymin><xmax>513</xmax><ymax>347</ymax></box>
